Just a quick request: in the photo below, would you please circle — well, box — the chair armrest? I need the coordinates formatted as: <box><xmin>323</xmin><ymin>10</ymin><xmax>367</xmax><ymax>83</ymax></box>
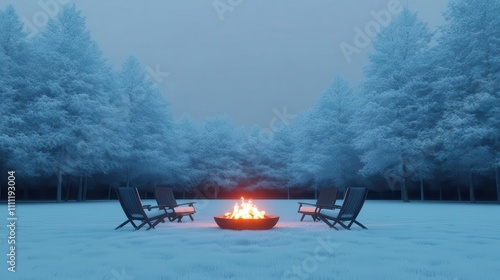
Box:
<box><xmin>299</xmin><ymin>202</ymin><xmax>335</xmax><ymax>209</ymax></box>
<box><xmin>144</xmin><ymin>205</ymin><xmax>172</xmax><ymax>211</ymax></box>
<box><xmin>176</xmin><ymin>202</ymin><xmax>196</xmax><ymax>207</ymax></box>
<box><xmin>298</xmin><ymin>202</ymin><xmax>317</xmax><ymax>207</ymax></box>
<box><xmin>298</xmin><ymin>202</ymin><xmax>328</xmax><ymax>214</ymax></box>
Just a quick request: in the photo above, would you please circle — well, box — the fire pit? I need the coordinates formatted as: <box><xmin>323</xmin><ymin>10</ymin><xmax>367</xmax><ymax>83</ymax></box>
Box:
<box><xmin>214</xmin><ymin>197</ymin><xmax>279</xmax><ymax>230</ymax></box>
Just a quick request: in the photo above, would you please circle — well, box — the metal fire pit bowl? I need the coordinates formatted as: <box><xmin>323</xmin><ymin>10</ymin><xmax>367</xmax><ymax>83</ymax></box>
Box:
<box><xmin>214</xmin><ymin>215</ymin><xmax>279</xmax><ymax>230</ymax></box>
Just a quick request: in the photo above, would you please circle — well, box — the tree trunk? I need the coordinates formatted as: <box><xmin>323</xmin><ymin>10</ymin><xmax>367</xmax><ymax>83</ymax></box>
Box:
<box><xmin>23</xmin><ymin>184</ymin><xmax>29</xmax><ymax>200</ymax></box>
<box><xmin>82</xmin><ymin>177</ymin><xmax>88</xmax><ymax>201</ymax></box>
<box><xmin>420</xmin><ymin>177</ymin><xmax>424</xmax><ymax>201</ymax></box>
<box><xmin>56</xmin><ymin>171</ymin><xmax>63</xmax><ymax>202</ymax></box>
<box><xmin>126</xmin><ymin>168</ymin><xmax>130</xmax><ymax>187</ymax></box>
<box><xmin>401</xmin><ymin>178</ymin><xmax>409</xmax><ymax>202</ymax></box>
<box><xmin>401</xmin><ymin>161</ymin><xmax>409</xmax><ymax>202</ymax></box>
<box><xmin>457</xmin><ymin>183</ymin><xmax>462</xmax><ymax>201</ymax></box>
<box><xmin>108</xmin><ymin>184</ymin><xmax>113</xmax><ymax>200</ymax></box>
<box><xmin>469</xmin><ymin>173</ymin><xmax>476</xmax><ymax>203</ymax></box>
<box><xmin>64</xmin><ymin>179</ymin><xmax>71</xmax><ymax>202</ymax></box>
<box><xmin>77</xmin><ymin>176</ymin><xmax>83</xmax><ymax>202</ymax></box>
<box><xmin>496</xmin><ymin>167</ymin><xmax>500</xmax><ymax>203</ymax></box>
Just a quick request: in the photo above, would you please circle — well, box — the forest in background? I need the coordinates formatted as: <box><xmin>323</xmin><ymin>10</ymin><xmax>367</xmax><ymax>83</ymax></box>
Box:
<box><xmin>0</xmin><ymin>0</ymin><xmax>499</xmax><ymax>202</ymax></box>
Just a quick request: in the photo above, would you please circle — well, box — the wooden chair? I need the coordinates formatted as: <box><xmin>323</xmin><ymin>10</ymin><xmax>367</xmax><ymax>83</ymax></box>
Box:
<box><xmin>297</xmin><ymin>187</ymin><xmax>340</xmax><ymax>222</ymax></box>
<box><xmin>154</xmin><ymin>187</ymin><xmax>196</xmax><ymax>222</ymax></box>
<box><xmin>115</xmin><ymin>187</ymin><xmax>171</xmax><ymax>230</ymax></box>
<box><xmin>317</xmin><ymin>187</ymin><xmax>368</xmax><ymax>230</ymax></box>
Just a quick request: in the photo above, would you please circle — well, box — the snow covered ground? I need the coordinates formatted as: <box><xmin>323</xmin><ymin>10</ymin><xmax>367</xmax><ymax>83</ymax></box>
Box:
<box><xmin>1</xmin><ymin>199</ymin><xmax>499</xmax><ymax>280</ymax></box>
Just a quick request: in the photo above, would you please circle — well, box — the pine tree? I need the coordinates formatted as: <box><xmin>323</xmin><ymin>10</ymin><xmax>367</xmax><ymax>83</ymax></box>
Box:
<box><xmin>32</xmin><ymin>5</ymin><xmax>121</xmax><ymax>201</ymax></box>
<box><xmin>241</xmin><ymin>125</ymin><xmax>285</xmax><ymax>192</ymax></box>
<box><xmin>290</xmin><ymin>75</ymin><xmax>359</xmax><ymax>192</ymax></box>
<box><xmin>117</xmin><ymin>56</ymin><xmax>176</xmax><ymax>188</ymax></box>
<box><xmin>354</xmin><ymin>8</ymin><xmax>434</xmax><ymax>202</ymax></box>
<box><xmin>267</xmin><ymin>124</ymin><xmax>297</xmax><ymax>198</ymax></box>
<box><xmin>197</xmin><ymin>115</ymin><xmax>244</xmax><ymax>194</ymax></box>
<box><xmin>435</xmin><ymin>0</ymin><xmax>500</xmax><ymax>202</ymax></box>
<box><xmin>0</xmin><ymin>5</ymin><xmax>42</xmax><ymax>176</ymax></box>
<box><xmin>172</xmin><ymin>114</ymin><xmax>203</xmax><ymax>192</ymax></box>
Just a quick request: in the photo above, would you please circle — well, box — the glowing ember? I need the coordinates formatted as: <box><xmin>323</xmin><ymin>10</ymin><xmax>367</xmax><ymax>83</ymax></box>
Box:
<box><xmin>224</xmin><ymin>197</ymin><xmax>266</xmax><ymax>219</ymax></box>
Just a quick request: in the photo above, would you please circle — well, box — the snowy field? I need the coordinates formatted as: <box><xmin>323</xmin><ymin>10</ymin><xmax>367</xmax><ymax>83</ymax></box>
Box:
<box><xmin>1</xmin><ymin>199</ymin><xmax>499</xmax><ymax>280</ymax></box>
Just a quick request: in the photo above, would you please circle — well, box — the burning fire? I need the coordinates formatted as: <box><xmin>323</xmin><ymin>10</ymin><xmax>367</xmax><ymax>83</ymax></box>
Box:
<box><xmin>224</xmin><ymin>197</ymin><xmax>266</xmax><ymax>219</ymax></box>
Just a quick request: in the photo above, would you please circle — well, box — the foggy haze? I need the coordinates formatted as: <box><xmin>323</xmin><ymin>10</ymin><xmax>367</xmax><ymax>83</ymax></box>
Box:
<box><xmin>2</xmin><ymin>0</ymin><xmax>449</xmax><ymax>126</ymax></box>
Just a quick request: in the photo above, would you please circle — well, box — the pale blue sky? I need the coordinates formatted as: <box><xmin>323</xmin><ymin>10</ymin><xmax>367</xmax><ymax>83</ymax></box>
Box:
<box><xmin>2</xmin><ymin>0</ymin><xmax>449</xmax><ymax>126</ymax></box>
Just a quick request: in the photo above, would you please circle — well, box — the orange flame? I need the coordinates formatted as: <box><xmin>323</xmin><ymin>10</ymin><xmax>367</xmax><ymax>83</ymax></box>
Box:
<box><xmin>224</xmin><ymin>197</ymin><xmax>266</xmax><ymax>219</ymax></box>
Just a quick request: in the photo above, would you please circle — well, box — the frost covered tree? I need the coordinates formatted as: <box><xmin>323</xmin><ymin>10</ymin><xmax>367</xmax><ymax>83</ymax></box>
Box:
<box><xmin>289</xmin><ymin>75</ymin><xmax>359</xmax><ymax>192</ymax></box>
<box><xmin>286</xmin><ymin>115</ymin><xmax>316</xmax><ymax>190</ymax></box>
<box><xmin>0</xmin><ymin>6</ymin><xmax>20</xmax><ymax>171</ymax></box>
<box><xmin>30</xmin><ymin>5</ymin><xmax>122</xmax><ymax>201</ymax></box>
<box><xmin>354</xmin><ymin>8</ymin><xmax>434</xmax><ymax>202</ymax></box>
<box><xmin>0</xmin><ymin>6</ymin><xmax>23</xmax><ymax>158</ymax></box>
<box><xmin>117</xmin><ymin>56</ymin><xmax>177</xmax><ymax>188</ymax></box>
<box><xmin>435</xmin><ymin>0</ymin><xmax>500</xmax><ymax>202</ymax></box>
<box><xmin>171</xmin><ymin>114</ymin><xmax>203</xmax><ymax>193</ymax></box>
<box><xmin>0</xmin><ymin>5</ymin><xmax>47</xmax><ymax>177</ymax></box>
<box><xmin>194</xmin><ymin>115</ymin><xmax>245</xmax><ymax>195</ymax></box>
<box><xmin>240</xmin><ymin>125</ymin><xmax>282</xmax><ymax>192</ymax></box>
<box><xmin>262</xmin><ymin>125</ymin><xmax>296</xmax><ymax>198</ymax></box>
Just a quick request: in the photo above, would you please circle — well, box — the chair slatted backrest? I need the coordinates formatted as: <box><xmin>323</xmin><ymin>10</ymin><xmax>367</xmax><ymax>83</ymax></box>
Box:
<box><xmin>155</xmin><ymin>187</ymin><xmax>178</xmax><ymax>207</ymax></box>
<box><xmin>338</xmin><ymin>187</ymin><xmax>368</xmax><ymax>219</ymax></box>
<box><xmin>117</xmin><ymin>187</ymin><xmax>145</xmax><ymax>219</ymax></box>
<box><xmin>316</xmin><ymin>187</ymin><xmax>338</xmax><ymax>209</ymax></box>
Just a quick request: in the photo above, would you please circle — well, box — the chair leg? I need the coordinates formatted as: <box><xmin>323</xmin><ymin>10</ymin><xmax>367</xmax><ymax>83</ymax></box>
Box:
<box><xmin>318</xmin><ymin>216</ymin><xmax>339</xmax><ymax>230</ymax></box>
<box><xmin>149</xmin><ymin>218</ymin><xmax>165</xmax><ymax>230</ymax></box>
<box><xmin>115</xmin><ymin>220</ymin><xmax>130</xmax><ymax>230</ymax></box>
<box><xmin>330</xmin><ymin>221</ymin><xmax>340</xmax><ymax>230</ymax></box>
<box><xmin>352</xmin><ymin>220</ymin><xmax>367</xmax><ymax>229</ymax></box>
<box><xmin>336</xmin><ymin>220</ymin><xmax>350</xmax><ymax>230</ymax></box>
<box><xmin>145</xmin><ymin>220</ymin><xmax>156</xmax><ymax>230</ymax></box>
<box><xmin>136</xmin><ymin>221</ymin><xmax>148</xmax><ymax>230</ymax></box>
<box><xmin>300</xmin><ymin>214</ymin><xmax>306</xmax><ymax>222</ymax></box>
<box><xmin>147</xmin><ymin>213</ymin><xmax>172</xmax><ymax>230</ymax></box>
<box><xmin>189</xmin><ymin>214</ymin><xmax>194</xmax><ymax>221</ymax></box>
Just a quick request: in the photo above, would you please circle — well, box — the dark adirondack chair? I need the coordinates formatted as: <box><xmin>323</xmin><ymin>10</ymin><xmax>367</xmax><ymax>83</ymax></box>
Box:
<box><xmin>317</xmin><ymin>187</ymin><xmax>368</xmax><ymax>230</ymax></box>
<box><xmin>297</xmin><ymin>187</ymin><xmax>340</xmax><ymax>222</ymax></box>
<box><xmin>154</xmin><ymin>187</ymin><xmax>196</xmax><ymax>222</ymax></box>
<box><xmin>115</xmin><ymin>187</ymin><xmax>171</xmax><ymax>231</ymax></box>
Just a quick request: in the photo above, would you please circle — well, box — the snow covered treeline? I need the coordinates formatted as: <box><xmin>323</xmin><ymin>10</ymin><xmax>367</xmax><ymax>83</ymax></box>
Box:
<box><xmin>0</xmin><ymin>1</ymin><xmax>499</xmax><ymax>202</ymax></box>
